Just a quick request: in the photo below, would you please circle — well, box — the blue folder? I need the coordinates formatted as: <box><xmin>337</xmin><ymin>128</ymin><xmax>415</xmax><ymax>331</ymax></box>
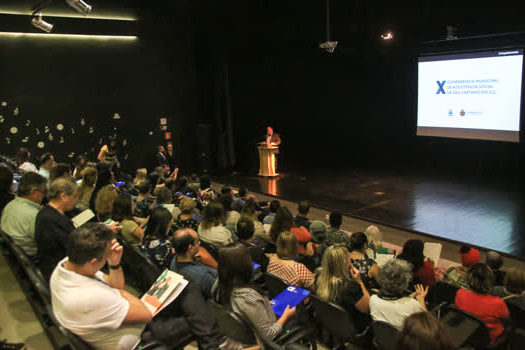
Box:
<box><xmin>271</xmin><ymin>286</ymin><xmax>311</xmax><ymax>317</ymax></box>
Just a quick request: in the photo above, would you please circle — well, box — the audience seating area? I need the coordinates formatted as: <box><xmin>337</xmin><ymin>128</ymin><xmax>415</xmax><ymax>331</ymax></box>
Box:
<box><xmin>1</xmin><ymin>157</ymin><xmax>525</xmax><ymax>350</ymax></box>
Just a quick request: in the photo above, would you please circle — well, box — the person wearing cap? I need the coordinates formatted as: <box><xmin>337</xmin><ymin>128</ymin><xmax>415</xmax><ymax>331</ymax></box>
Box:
<box><xmin>443</xmin><ymin>245</ymin><xmax>481</xmax><ymax>289</ymax></box>
<box><xmin>38</xmin><ymin>152</ymin><xmax>55</xmax><ymax>180</ymax></box>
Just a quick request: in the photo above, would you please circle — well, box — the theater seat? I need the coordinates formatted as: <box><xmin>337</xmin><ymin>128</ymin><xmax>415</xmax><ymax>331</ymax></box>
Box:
<box><xmin>117</xmin><ymin>235</ymin><xmax>161</xmax><ymax>294</ymax></box>
<box><xmin>312</xmin><ymin>295</ymin><xmax>370</xmax><ymax>348</ymax></box>
<box><xmin>371</xmin><ymin>321</ymin><xmax>399</xmax><ymax>350</ymax></box>
<box><xmin>262</xmin><ymin>272</ymin><xmax>289</xmax><ymax>299</ymax></box>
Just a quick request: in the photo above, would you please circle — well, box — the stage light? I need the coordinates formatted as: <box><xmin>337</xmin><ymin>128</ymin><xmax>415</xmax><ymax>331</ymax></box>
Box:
<box><xmin>319</xmin><ymin>41</ymin><xmax>338</xmax><ymax>53</ymax></box>
<box><xmin>446</xmin><ymin>25</ymin><xmax>458</xmax><ymax>40</ymax></box>
<box><xmin>65</xmin><ymin>0</ymin><xmax>92</xmax><ymax>15</ymax></box>
<box><xmin>31</xmin><ymin>13</ymin><xmax>53</xmax><ymax>33</ymax></box>
<box><xmin>0</xmin><ymin>32</ymin><xmax>137</xmax><ymax>40</ymax></box>
<box><xmin>381</xmin><ymin>32</ymin><xmax>394</xmax><ymax>40</ymax></box>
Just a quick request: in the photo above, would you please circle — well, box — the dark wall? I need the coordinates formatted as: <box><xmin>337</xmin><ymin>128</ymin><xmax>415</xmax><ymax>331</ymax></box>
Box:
<box><xmin>192</xmin><ymin>0</ymin><xmax>525</xmax><ymax>182</ymax></box>
<box><xmin>0</xmin><ymin>1</ymin><xmax>201</xmax><ymax>172</ymax></box>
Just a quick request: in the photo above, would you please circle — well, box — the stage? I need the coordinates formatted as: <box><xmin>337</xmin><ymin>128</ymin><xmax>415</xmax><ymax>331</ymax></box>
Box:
<box><xmin>214</xmin><ymin>169</ymin><xmax>525</xmax><ymax>260</ymax></box>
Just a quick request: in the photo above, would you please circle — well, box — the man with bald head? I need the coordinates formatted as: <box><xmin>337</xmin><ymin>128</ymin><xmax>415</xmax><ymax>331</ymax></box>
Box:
<box><xmin>170</xmin><ymin>228</ymin><xmax>217</xmax><ymax>299</ymax></box>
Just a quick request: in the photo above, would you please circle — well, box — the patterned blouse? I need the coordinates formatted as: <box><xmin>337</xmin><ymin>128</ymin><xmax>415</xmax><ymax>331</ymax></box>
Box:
<box><xmin>350</xmin><ymin>254</ymin><xmax>379</xmax><ymax>290</ymax></box>
<box><xmin>174</xmin><ymin>215</ymin><xmax>199</xmax><ymax>231</ymax></box>
<box><xmin>140</xmin><ymin>238</ymin><xmax>174</xmax><ymax>269</ymax></box>
<box><xmin>134</xmin><ymin>196</ymin><xmax>156</xmax><ymax>218</ymax></box>
<box><xmin>267</xmin><ymin>257</ymin><xmax>315</xmax><ymax>289</ymax></box>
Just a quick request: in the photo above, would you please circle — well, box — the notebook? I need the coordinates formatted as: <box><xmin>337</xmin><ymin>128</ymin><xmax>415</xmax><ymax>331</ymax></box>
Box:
<box><xmin>271</xmin><ymin>286</ymin><xmax>311</xmax><ymax>316</ymax></box>
<box><xmin>72</xmin><ymin>209</ymin><xmax>95</xmax><ymax>228</ymax></box>
<box><xmin>423</xmin><ymin>242</ymin><xmax>442</xmax><ymax>265</ymax></box>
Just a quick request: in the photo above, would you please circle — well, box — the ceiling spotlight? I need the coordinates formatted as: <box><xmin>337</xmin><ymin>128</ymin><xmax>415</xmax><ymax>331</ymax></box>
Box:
<box><xmin>446</xmin><ymin>25</ymin><xmax>458</xmax><ymax>40</ymax></box>
<box><xmin>381</xmin><ymin>32</ymin><xmax>394</xmax><ymax>40</ymax></box>
<box><xmin>31</xmin><ymin>13</ymin><xmax>53</xmax><ymax>32</ymax></box>
<box><xmin>319</xmin><ymin>41</ymin><xmax>338</xmax><ymax>53</ymax></box>
<box><xmin>65</xmin><ymin>0</ymin><xmax>92</xmax><ymax>15</ymax></box>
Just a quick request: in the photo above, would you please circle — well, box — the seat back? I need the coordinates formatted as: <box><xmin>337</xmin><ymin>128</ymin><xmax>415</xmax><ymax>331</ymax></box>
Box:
<box><xmin>311</xmin><ymin>295</ymin><xmax>357</xmax><ymax>343</ymax></box>
<box><xmin>372</xmin><ymin>321</ymin><xmax>399</xmax><ymax>350</ymax></box>
<box><xmin>439</xmin><ymin>304</ymin><xmax>490</xmax><ymax>348</ymax></box>
<box><xmin>296</xmin><ymin>254</ymin><xmax>318</xmax><ymax>272</ymax></box>
<box><xmin>199</xmin><ymin>240</ymin><xmax>219</xmax><ymax>261</ymax></box>
<box><xmin>508</xmin><ymin>328</ymin><xmax>525</xmax><ymax>350</ymax></box>
<box><xmin>428</xmin><ymin>281</ymin><xmax>459</xmax><ymax>306</ymax></box>
<box><xmin>506</xmin><ymin>299</ymin><xmax>525</xmax><ymax>329</ymax></box>
<box><xmin>263</xmin><ymin>273</ymin><xmax>289</xmax><ymax>299</ymax></box>
<box><xmin>117</xmin><ymin>235</ymin><xmax>161</xmax><ymax>294</ymax></box>
<box><xmin>207</xmin><ymin>299</ymin><xmax>257</xmax><ymax>345</ymax></box>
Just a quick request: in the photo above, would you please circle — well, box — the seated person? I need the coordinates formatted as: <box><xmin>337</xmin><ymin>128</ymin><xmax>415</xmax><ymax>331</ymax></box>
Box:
<box><xmin>215</xmin><ymin>243</ymin><xmax>296</xmax><ymax>341</ymax></box>
<box><xmin>491</xmin><ymin>267</ymin><xmax>525</xmax><ymax>327</ymax></box>
<box><xmin>219</xmin><ymin>192</ymin><xmax>241</xmax><ymax>233</ymax></box>
<box><xmin>170</xmin><ymin>228</ymin><xmax>217</xmax><ymax>299</ymax></box>
<box><xmin>293</xmin><ymin>200</ymin><xmax>311</xmax><ymax>230</ymax></box>
<box><xmin>197</xmin><ymin>175</ymin><xmax>217</xmax><ymax>206</ymax></box>
<box><xmin>315</xmin><ymin>244</ymin><xmax>371</xmax><ymax>333</ymax></box>
<box><xmin>455</xmin><ymin>263</ymin><xmax>509</xmax><ymax>344</ymax></box>
<box><xmin>369</xmin><ymin>259</ymin><xmax>428</xmax><ymax>330</ymax></box>
<box><xmin>263</xmin><ymin>200</ymin><xmax>280</xmax><ymax>225</ymax></box>
<box><xmin>134</xmin><ymin>180</ymin><xmax>156</xmax><ymax>218</ymax></box>
<box><xmin>325</xmin><ymin>211</ymin><xmax>351</xmax><ymax>249</ymax></box>
<box><xmin>0</xmin><ymin>166</ymin><xmax>15</xmax><ymax>213</ymax></box>
<box><xmin>197</xmin><ymin>201</ymin><xmax>234</xmax><ymax>248</ymax></box>
<box><xmin>236</xmin><ymin>217</ymin><xmax>269</xmax><ymax>271</ymax></box>
<box><xmin>49</xmin><ymin>163</ymin><xmax>72</xmax><ymax>182</ymax></box>
<box><xmin>396</xmin><ymin>312</ymin><xmax>454</xmax><ymax>350</ymax></box>
<box><xmin>443</xmin><ymin>245</ymin><xmax>480</xmax><ymax>289</ymax></box>
<box><xmin>94</xmin><ymin>184</ymin><xmax>118</xmax><ymax>222</ymax></box>
<box><xmin>140</xmin><ymin>207</ymin><xmax>174</xmax><ymax>269</ymax></box>
<box><xmin>155</xmin><ymin>186</ymin><xmax>181</xmax><ymax>219</ymax></box>
<box><xmin>50</xmin><ymin>223</ymin><xmax>239</xmax><ymax>350</ymax></box>
<box><xmin>267</xmin><ymin>231</ymin><xmax>315</xmax><ymax>290</ymax></box>
<box><xmin>37</xmin><ymin>152</ymin><xmax>54</xmax><ymax>180</ymax></box>
<box><xmin>486</xmin><ymin>251</ymin><xmax>505</xmax><ymax>286</ymax></box>
<box><xmin>35</xmin><ymin>177</ymin><xmax>79</xmax><ymax>281</ymax></box>
<box><xmin>1</xmin><ymin>172</ymin><xmax>47</xmax><ymax>258</ymax></box>
<box><xmin>397</xmin><ymin>239</ymin><xmax>435</xmax><ymax>289</ymax></box>
<box><xmin>112</xmin><ymin>193</ymin><xmax>145</xmax><ymax>248</ymax></box>
<box><xmin>240</xmin><ymin>201</ymin><xmax>265</xmax><ymax>237</ymax></box>
<box><xmin>174</xmin><ymin>197</ymin><xmax>200</xmax><ymax>231</ymax></box>
<box><xmin>75</xmin><ymin>167</ymin><xmax>97</xmax><ymax>212</ymax></box>
<box><xmin>364</xmin><ymin>225</ymin><xmax>390</xmax><ymax>258</ymax></box>
<box><xmin>348</xmin><ymin>232</ymin><xmax>379</xmax><ymax>290</ymax></box>
<box><xmin>231</xmin><ymin>187</ymin><xmax>247</xmax><ymax>212</ymax></box>
<box><xmin>133</xmin><ymin>168</ymin><xmax>147</xmax><ymax>186</ymax></box>
<box><xmin>16</xmin><ymin>147</ymin><xmax>37</xmax><ymax>174</ymax></box>
<box><xmin>269</xmin><ymin>207</ymin><xmax>312</xmax><ymax>255</ymax></box>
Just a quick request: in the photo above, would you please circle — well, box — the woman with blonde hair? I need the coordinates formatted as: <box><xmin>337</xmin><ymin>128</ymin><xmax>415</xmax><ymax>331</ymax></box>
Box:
<box><xmin>133</xmin><ymin>168</ymin><xmax>147</xmax><ymax>186</ymax></box>
<box><xmin>316</xmin><ymin>244</ymin><xmax>371</xmax><ymax>332</ymax></box>
<box><xmin>76</xmin><ymin>167</ymin><xmax>97</xmax><ymax>211</ymax></box>
<box><xmin>267</xmin><ymin>231</ymin><xmax>314</xmax><ymax>289</ymax></box>
<box><xmin>94</xmin><ymin>184</ymin><xmax>118</xmax><ymax>221</ymax></box>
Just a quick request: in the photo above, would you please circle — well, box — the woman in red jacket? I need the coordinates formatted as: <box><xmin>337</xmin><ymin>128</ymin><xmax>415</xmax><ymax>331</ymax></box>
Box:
<box><xmin>398</xmin><ymin>239</ymin><xmax>436</xmax><ymax>288</ymax></box>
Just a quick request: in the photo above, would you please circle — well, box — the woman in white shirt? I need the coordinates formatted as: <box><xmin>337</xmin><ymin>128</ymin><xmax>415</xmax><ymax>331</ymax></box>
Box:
<box><xmin>198</xmin><ymin>200</ymin><xmax>234</xmax><ymax>247</ymax></box>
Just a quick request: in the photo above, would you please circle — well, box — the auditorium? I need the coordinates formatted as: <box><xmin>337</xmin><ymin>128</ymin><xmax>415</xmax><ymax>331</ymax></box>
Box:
<box><xmin>0</xmin><ymin>1</ymin><xmax>524</xmax><ymax>350</ymax></box>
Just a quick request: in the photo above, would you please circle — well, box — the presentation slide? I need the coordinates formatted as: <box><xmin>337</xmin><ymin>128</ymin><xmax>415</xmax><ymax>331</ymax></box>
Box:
<box><xmin>417</xmin><ymin>49</ymin><xmax>523</xmax><ymax>142</ymax></box>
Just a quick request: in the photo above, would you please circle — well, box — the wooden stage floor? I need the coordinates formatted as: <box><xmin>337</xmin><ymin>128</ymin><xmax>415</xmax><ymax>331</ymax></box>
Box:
<box><xmin>214</xmin><ymin>169</ymin><xmax>525</xmax><ymax>260</ymax></box>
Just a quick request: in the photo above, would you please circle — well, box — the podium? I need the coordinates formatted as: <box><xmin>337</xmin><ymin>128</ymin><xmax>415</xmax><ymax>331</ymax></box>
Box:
<box><xmin>257</xmin><ymin>145</ymin><xmax>279</xmax><ymax>177</ymax></box>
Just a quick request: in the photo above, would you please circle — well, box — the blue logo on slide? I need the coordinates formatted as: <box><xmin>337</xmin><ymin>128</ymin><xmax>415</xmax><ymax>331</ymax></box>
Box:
<box><xmin>436</xmin><ymin>80</ymin><xmax>446</xmax><ymax>94</ymax></box>
<box><xmin>448</xmin><ymin>109</ymin><xmax>453</xmax><ymax>116</ymax></box>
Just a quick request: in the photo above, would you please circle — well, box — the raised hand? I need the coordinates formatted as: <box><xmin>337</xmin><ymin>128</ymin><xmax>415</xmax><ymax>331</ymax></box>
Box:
<box><xmin>106</xmin><ymin>239</ymin><xmax>123</xmax><ymax>266</ymax></box>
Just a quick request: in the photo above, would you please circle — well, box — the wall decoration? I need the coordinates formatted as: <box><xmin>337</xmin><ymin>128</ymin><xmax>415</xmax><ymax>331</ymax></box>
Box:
<box><xmin>88</xmin><ymin>126</ymin><xmax>94</xmax><ymax>134</ymax></box>
<box><xmin>148</xmin><ymin>131</ymin><xmax>154</xmax><ymax>135</ymax></box>
<box><xmin>22</xmin><ymin>136</ymin><xmax>29</xmax><ymax>143</ymax></box>
<box><xmin>0</xmin><ymin>115</ymin><xmax>4</xmax><ymax>123</ymax></box>
<box><xmin>57</xmin><ymin>123</ymin><xmax>64</xmax><ymax>131</ymax></box>
<box><xmin>80</xmin><ymin>118</ymin><xmax>86</xmax><ymax>126</ymax></box>
<box><xmin>113</xmin><ymin>113</ymin><xmax>121</xmax><ymax>120</ymax></box>
<box><xmin>48</xmin><ymin>134</ymin><xmax>53</xmax><ymax>141</ymax></box>
<box><xmin>5</xmin><ymin>137</ymin><xmax>10</xmax><ymax>144</ymax></box>
<box><xmin>36</xmin><ymin>128</ymin><xmax>40</xmax><ymax>135</ymax></box>
<box><xmin>71</xmin><ymin>128</ymin><xmax>75</xmax><ymax>134</ymax></box>
<box><xmin>13</xmin><ymin>107</ymin><xmax>19</xmax><ymax>116</ymax></box>
<box><xmin>10</xmin><ymin>126</ymin><xmax>18</xmax><ymax>134</ymax></box>
<box><xmin>1</xmin><ymin>102</ymin><xmax>7</xmax><ymax>107</ymax></box>
<box><xmin>122</xmin><ymin>139</ymin><xmax>127</xmax><ymax>146</ymax></box>
<box><xmin>25</xmin><ymin>120</ymin><xmax>31</xmax><ymax>126</ymax></box>
<box><xmin>37</xmin><ymin>141</ymin><xmax>45</xmax><ymax>149</ymax></box>
<box><xmin>60</xmin><ymin>136</ymin><xmax>64</xmax><ymax>144</ymax></box>
<box><xmin>44</xmin><ymin>126</ymin><xmax>49</xmax><ymax>133</ymax></box>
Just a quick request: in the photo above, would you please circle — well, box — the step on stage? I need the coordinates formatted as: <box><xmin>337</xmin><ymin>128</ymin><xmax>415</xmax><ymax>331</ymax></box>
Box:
<box><xmin>214</xmin><ymin>169</ymin><xmax>525</xmax><ymax>260</ymax></box>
